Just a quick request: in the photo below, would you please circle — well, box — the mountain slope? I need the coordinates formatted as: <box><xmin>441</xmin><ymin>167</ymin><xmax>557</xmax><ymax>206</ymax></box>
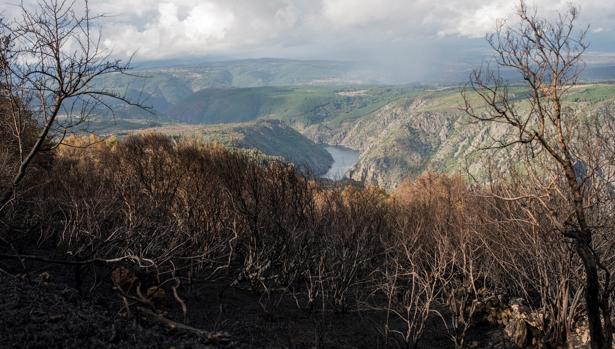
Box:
<box><xmin>135</xmin><ymin>120</ymin><xmax>334</xmax><ymax>176</ymax></box>
<box><xmin>92</xmin><ymin>59</ymin><xmax>367</xmax><ymax>118</ymax></box>
<box><xmin>167</xmin><ymin>86</ymin><xmax>412</xmax><ymax>125</ymax></box>
<box><xmin>300</xmin><ymin>84</ymin><xmax>615</xmax><ymax>189</ymax></box>
<box><xmin>91</xmin><ymin>72</ymin><xmax>615</xmax><ymax>190</ymax></box>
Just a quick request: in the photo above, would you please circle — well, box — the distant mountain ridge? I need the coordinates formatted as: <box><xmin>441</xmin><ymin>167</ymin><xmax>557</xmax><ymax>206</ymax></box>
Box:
<box><xmin>93</xmin><ymin>58</ymin><xmax>373</xmax><ymax>120</ymax></box>
<box><xmin>93</xmin><ymin>57</ymin><xmax>615</xmax><ymax>120</ymax></box>
<box><xmin>167</xmin><ymin>86</ymin><xmax>411</xmax><ymax>125</ymax></box>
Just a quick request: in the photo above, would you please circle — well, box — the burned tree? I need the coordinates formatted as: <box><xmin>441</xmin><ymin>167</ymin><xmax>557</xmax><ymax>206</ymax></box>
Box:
<box><xmin>463</xmin><ymin>1</ymin><xmax>614</xmax><ymax>348</ymax></box>
<box><xmin>0</xmin><ymin>0</ymin><xmax>142</xmax><ymax>211</ymax></box>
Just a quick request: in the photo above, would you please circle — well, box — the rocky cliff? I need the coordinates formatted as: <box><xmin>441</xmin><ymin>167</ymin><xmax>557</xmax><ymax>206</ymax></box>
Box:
<box><xmin>299</xmin><ymin>84</ymin><xmax>615</xmax><ymax>190</ymax></box>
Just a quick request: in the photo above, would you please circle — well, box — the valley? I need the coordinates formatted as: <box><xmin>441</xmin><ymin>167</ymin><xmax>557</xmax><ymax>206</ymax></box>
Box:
<box><xmin>133</xmin><ymin>119</ymin><xmax>334</xmax><ymax>176</ymax></box>
<box><xmin>6</xmin><ymin>2</ymin><xmax>615</xmax><ymax>347</ymax></box>
<box><xmin>322</xmin><ymin>145</ymin><xmax>360</xmax><ymax>180</ymax></box>
<box><xmin>89</xmin><ymin>59</ymin><xmax>615</xmax><ymax>190</ymax></box>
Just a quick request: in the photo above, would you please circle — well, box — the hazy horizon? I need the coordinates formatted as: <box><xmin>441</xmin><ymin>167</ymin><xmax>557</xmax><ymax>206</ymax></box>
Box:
<box><xmin>4</xmin><ymin>0</ymin><xmax>615</xmax><ymax>83</ymax></box>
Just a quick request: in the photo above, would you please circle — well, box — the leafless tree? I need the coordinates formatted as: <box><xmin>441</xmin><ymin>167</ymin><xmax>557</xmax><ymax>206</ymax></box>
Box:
<box><xmin>463</xmin><ymin>1</ymin><xmax>614</xmax><ymax>347</ymax></box>
<box><xmin>378</xmin><ymin>230</ymin><xmax>452</xmax><ymax>349</ymax></box>
<box><xmin>0</xmin><ymin>0</ymin><xmax>142</xmax><ymax>211</ymax></box>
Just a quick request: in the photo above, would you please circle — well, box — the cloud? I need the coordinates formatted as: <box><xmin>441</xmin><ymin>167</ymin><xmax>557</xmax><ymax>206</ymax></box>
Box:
<box><xmin>322</xmin><ymin>0</ymin><xmax>408</xmax><ymax>26</ymax></box>
<box><xmin>321</xmin><ymin>0</ymin><xmax>615</xmax><ymax>38</ymax></box>
<box><xmin>102</xmin><ymin>2</ymin><xmax>235</xmax><ymax>58</ymax></box>
<box><xmin>4</xmin><ymin>0</ymin><xmax>615</xmax><ymax>62</ymax></box>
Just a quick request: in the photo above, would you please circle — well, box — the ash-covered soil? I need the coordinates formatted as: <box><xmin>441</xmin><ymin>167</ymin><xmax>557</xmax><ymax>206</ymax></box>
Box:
<box><xmin>0</xmin><ymin>264</ymin><xmax>513</xmax><ymax>349</ymax></box>
<box><xmin>0</xmin><ymin>273</ymin><xmax>232</xmax><ymax>349</ymax></box>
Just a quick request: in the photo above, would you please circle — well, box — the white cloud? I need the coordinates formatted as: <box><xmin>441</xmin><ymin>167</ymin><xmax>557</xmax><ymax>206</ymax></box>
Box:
<box><xmin>441</xmin><ymin>2</ymin><xmax>514</xmax><ymax>38</ymax></box>
<box><xmin>4</xmin><ymin>0</ymin><xmax>615</xmax><ymax>60</ymax></box>
<box><xmin>101</xmin><ymin>1</ymin><xmax>235</xmax><ymax>58</ymax></box>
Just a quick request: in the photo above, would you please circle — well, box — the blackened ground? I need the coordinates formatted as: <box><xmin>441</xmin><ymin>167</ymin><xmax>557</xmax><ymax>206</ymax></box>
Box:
<box><xmin>0</xmin><ymin>259</ymin><xmax>514</xmax><ymax>349</ymax></box>
<box><xmin>0</xmin><ymin>272</ymin><xmax>232</xmax><ymax>349</ymax></box>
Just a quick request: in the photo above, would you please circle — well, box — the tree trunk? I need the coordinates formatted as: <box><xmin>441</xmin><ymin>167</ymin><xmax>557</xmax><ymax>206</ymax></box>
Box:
<box><xmin>577</xmin><ymin>242</ymin><xmax>606</xmax><ymax>349</ymax></box>
<box><xmin>559</xmin><ymin>151</ymin><xmax>609</xmax><ymax>348</ymax></box>
<box><xmin>0</xmin><ymin>188</ymin><xmax>13</xmax><ymax>211</ymax></box>
<box><xmin>602</xmin><ymin>300</ymin><xmax>613</xmax><ymax>349</ymax></box>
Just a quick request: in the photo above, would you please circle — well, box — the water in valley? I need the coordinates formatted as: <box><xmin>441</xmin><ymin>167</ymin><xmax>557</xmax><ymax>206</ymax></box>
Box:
<box><xmin>323</xmin><ymin>145</ymin><xmax>360</xmax><ymax>180</ymax></box>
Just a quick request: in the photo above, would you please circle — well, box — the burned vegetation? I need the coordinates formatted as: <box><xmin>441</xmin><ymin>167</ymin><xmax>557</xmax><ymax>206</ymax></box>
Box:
<box><xmin>1</xmin><ymin>0</ymin><xmax>615</xmax><ymax>349</ymax></box>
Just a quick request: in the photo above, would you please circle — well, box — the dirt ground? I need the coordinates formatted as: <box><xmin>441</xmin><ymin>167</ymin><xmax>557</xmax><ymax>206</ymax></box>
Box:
<box><xmin>0</xmin><ymin>271</ymin><xmax>235</xmax><ymax>349</ymax></box>
<box><xmin>0</xmin><ymin>257</ymin><xmax>514</xmax><ymax>349</ymax></box>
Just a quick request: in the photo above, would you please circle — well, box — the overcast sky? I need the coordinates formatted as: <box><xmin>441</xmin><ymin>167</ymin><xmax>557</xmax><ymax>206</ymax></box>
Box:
<box><xmin>3</xmin><ymin>0</ymin><xmax>615</xmax><ymax>80</ymax></box>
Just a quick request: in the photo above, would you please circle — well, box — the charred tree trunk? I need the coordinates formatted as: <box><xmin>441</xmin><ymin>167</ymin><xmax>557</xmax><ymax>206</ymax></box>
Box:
<box><xmin>576</xmin><ymin>242</ymin><xmax>606</xmax><ymax>349</ymax></box>
<box><xmin>0</xmin><ymin>188</ymin><xmax>12</xmax><ymax>211</ymax></box>
<box><xmin>562</xmin><ymin>150</ymin><xmax>610</xmax><ymax>349</ymax></box>
<box><xmin>462</xmin><ymin>2</ymin><xmax>614</xmax><ymax>348</ymax></box>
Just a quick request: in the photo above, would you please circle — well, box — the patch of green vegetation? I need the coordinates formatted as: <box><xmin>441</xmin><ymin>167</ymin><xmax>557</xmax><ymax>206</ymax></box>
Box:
<box><xmin>167</xmin><ymin>85</ymin><xmax>417</xmax><ymax>126</ymax></box>
<box><xmin>567</xmin><ymin>83</ymin><xmax>615</xmax><ymax>103</ymax></box>
<box><xmin>73</xmin><ymin>118</ymin><xmax>172</xmax><ymax>136</ymax></box>
<box><xmin>148</xmin><ymin>120</ymin><xmax>334</xmax><ymax>175</ymax></box>
<box><xmin>85</xmin><ymin>77</ymin><xmax>615</xmax><ymax>190</ymax></box>
<box><xmin>91</xmin><ymin>59</ymin><xmax>371</xmax><ymax>122</ymax></box>
<box><xmin>326</xmin><ymin>88</ymin><xmax>421</xmax><ymax>126</ymax></box>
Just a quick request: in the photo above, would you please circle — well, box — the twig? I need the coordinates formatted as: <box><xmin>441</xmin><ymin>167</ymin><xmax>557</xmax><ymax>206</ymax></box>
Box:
<box><xmin>0</xmin><ymin>253</ymin><xmax>156</xmax><ymax>267</ymax></box>
<box><xmin>136</xmin><ymin>306</ymin><xmax>230</xmax><ymax>343</ymax></box>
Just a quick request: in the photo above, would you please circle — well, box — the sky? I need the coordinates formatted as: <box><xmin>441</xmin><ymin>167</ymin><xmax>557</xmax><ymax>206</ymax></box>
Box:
<box><xmin>3</xmin><ymin>0</ymin><xmax>615</xmax><ymax>81</ymax></box>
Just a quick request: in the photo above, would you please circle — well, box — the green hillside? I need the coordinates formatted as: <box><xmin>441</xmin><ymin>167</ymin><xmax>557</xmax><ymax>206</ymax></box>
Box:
<box><xmin>136</xmin><ymin>119</ymin><xmax>334</xmax><ymax>176</ymax></box>
<box><xmin>323</xmin><ymin>83</ymin><xmax>615</xmax><ymax>189</ymax></box>
<box><xmin>167</xmin><ymin>85</ymin><xmax>413</xmax><ymax>124</ymax></box>
<box><xmin>177</xmin><ymin>59</ymin><xmax>357</xmax><ymax>88</ymax></box>
<box><xmin>92</xmin><ymin>59</ymin><xmax>366</xmax><ymax>118</ymax></box>
<box><xmin>89</xmin><ymin>75</ymin><xmax>615</xmax><ymax>190</ymax></box>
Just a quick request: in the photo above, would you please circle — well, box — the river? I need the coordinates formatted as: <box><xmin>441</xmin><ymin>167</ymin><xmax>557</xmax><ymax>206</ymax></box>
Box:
<box><xmin>323</xmin><ymin>145</ymin><xmax>360</xmax><ymax>180</ymax></box>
